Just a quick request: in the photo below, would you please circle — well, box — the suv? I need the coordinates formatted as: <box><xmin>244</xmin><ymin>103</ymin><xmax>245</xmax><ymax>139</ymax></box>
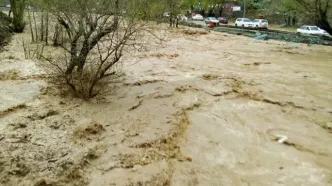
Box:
<box><xmin>253</xmin><ymin>19</ymin><xmax>268</xmax><ymax>28</ymax></box>
<box><xmin>235</xmin><ymin>18</ymin><xmax>253</xmax><ymax>28</ymax></box>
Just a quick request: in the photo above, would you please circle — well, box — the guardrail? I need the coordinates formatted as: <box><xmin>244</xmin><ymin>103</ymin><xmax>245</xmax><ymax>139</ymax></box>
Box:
<box><xmin>181</xmin><ymin>21</ymin><xmax>332</xmax><ymax>46</ymax></box>
<box><xmin>216</xmin><ymin>24</ymin><xmax>332</xmax><ymax>41</ymax></box>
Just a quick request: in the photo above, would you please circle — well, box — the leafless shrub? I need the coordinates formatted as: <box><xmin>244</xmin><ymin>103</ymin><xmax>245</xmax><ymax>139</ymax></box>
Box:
<box><xmin>29</xmin><ymin>0</ymin><xmax>160</xmax><ymax>99</ymax></box>
<box><xmin>22</xmin><ymin>39</ymin><xmax>45</xmax><ymax>60</ymax></box>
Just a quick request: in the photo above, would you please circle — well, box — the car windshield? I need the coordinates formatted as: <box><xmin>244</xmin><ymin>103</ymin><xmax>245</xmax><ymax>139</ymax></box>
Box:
<box><xmin>253</xmin><ymin>19</ymin><xmax>259</xmax><ymax>22</ymax></box>
<box><xmin>243</xmin><ymin>19</ymin><xmax>251</xmax><ymax>22</ymax></box>
<box><xmin>209</xmin><ymin>17</ymin><xmax>217</xmax><ymax>20</ymax></box>
<box><xmin>261</xmin><ymin>19</ymin><xmax>268</xmax><ymax>23</ymax></box>
<box><xmin>309</xmin><ymin>26</ymin><xmax>319</xmax><ymax>31</ymax></box>
<box><xmin>196</xmin><ymin>14</ymin><xmax>202</xmax><ymax>17</ymax></box>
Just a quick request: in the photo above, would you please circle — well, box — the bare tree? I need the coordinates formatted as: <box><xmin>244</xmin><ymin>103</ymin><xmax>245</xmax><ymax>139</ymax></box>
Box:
<box><xmin>38</xmin><ymin>0</ymin><xmax>157</xmax><ymax>98</ymax></box>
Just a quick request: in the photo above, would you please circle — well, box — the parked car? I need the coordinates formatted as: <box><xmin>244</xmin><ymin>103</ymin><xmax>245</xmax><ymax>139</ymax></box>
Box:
<box><xmin>162</xmin><ymin>12</ymin><xmax>169</xmax><ymax>18</ymax></box>
<box><xmin>205</xmin><ymin>17</ymin><xmax>219</xmax><ymax>24</ymax></box>
<box><xmin>218</xmin><ymin>17</ymin><xmax>228</xmax><ymax>24</ymax></box>
<box><xmin>192</xmin><ymin>14</ymin><xmax>204</xmax><ymax>21</ymax></box>
<box><xmin>178</xmin><ymin>14</ymin><xmax>188</xmax><ymax>22</ymax></box>
<box><xmin>235</xmin><ymin>18</ymin><xmax>254</xmax><ymax>28</ymax></box>
<box><xmin>253</xmin><ymin>19</ymin><xmax>268</xmax><ymax>28</ymax></box>
<box><xmin>296</xmin><ymin>25</ymin><xmax>330</xmax><ymax>36</ymax></box>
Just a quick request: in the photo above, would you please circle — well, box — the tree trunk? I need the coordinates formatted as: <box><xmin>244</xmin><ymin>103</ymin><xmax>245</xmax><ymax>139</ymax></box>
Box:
<box><xmin>40</xmin><ymin>13</ymin><xmax>44</xmax><ymax>42</ymax></box>
<box><xmin>287</xmin><ymin>14</ymin><xmax>291</xmax><ymax>26</ymax></box>
<box><xmin>45</xmin><ymin>12</ymin><xmax>49</xmax><ymax>45</ymax></box>
<box><xmin>27</xmin><ymin>10</ymin><xmax>35</xmax><ymax>42</ymax></box>
<box><xmin>33</xmin><ymin>11</ymin><xmax>38</xmax><ymax>41</ymax></box>
<box><xmin>10</xmin><ymin>0</ymin><xmax>26</xmax><ymax>33</ymax></box>
<box><xmin>53</xmin><ymin>24</ymin><xmax>60</xmax><ymax>46</ymax></box>
<box><xmin>176</xmin><ymin>17</ymin><xmax>179</xmax><ymax>28</ymax></box>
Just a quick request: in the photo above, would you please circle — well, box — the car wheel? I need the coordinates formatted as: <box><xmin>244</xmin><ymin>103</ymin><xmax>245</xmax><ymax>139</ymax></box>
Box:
<box><xmin>235</xmin><ymin>24</ymin><xmax>237</xmax><ymax>27</ymax></box>
<box><xmin>242</xmin><ymin>24</ymin><xmax>244</xmax><ymax>28</ymax></box>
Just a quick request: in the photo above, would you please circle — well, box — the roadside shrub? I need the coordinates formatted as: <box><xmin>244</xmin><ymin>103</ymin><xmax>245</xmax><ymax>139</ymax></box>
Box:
<box><xmin>32</xmin><ymin>0</ymin><xmax>158</xmax><ymax>99</ymax></box>
<box><xmin>0</xmin><ymin>12</ymin><xmax>13</xmax><ymax>48</ymax></box>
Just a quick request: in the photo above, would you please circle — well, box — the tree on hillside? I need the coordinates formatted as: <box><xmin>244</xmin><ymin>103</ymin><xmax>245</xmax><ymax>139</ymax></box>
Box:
<box><xmin>165</xmin><ymin>0</ymin><xmax>181</xmax><ymax>27</ymax></box>
<box><xmin>268</xmin><ymin>0</ymin><xmax>332</xmax><ymax>34</ymax></box>
<box><xmin>294</xmin><ymin>0</ymin><xmax>332</xmax><ymax>34</ymax></box>
<box><xmin>9</xmin><ymin>0</ymin><xmax>26</xmax><ymax>32</ymax></box>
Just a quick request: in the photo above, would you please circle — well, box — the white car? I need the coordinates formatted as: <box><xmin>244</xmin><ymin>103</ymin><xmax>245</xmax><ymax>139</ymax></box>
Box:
<box><xmin>178</xmin><ymin>14</ymin><xmax>188</xmax><ymax>22</ymax></box>
<box><xmin>253</xmin><ymin>19</ymin><xmax>268</xmax><ymax>28</ymax></box>
<box><xmin>192</xmin><ymin>14</ymin><xmax>204</xmax><ymax>21</ymax></box>
<box><xmin>162</xmin><ymin>12</ymin><xmax>169</xmax><ymax>18</ymax></box>
<box><xmin>205</xmin><ymin>17</ymin><xmax>219</xmax><ymax>24</ymax></box>
<box><xmin>235</xmin><ymin>18</ymin><xmax>254</xmax><ymax>28</ymax></box>
<box><xmin>296</xmin><ymin>25</ymin><xmax>330</xmax><ymax>36</ymax></box>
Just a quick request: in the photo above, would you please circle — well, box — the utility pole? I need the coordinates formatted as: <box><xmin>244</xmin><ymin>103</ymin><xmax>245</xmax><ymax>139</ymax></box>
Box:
<box><xmin>243</xmin><ymin>0</ymin><xmax>246</xmax><ymax>18</ymax></box>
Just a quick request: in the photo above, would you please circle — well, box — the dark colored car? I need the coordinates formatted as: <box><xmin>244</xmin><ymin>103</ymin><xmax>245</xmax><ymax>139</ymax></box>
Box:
<box><xmin>218</xmin><ymin>17</ymin><xmax>228</xmax><ymax>24</ymax></box>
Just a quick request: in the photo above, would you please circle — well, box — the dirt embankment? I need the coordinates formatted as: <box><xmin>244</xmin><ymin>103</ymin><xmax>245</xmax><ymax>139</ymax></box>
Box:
<box><xmin>0</xmin><ymin>27</ymin><xmax>332</xmax><ymax>186</ymax></box>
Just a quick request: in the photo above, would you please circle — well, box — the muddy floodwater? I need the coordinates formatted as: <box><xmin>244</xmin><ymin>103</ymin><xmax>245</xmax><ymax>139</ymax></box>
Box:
<box><xmin>0</xmin><ymin>28</ymin><xmax>332</xmax><ymax>186</ymax></box>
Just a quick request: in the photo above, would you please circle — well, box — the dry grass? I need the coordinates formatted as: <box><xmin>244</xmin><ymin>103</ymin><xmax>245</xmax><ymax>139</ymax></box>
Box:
<box><xmin>0</xmin><ymin>70</ymin><xmax>21</xmax><ymax>81</ymax></box>
<box><xmin>180</xmin><ymin>29</ymin><xmax>209</xmax><ymax>36</ymax></box>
